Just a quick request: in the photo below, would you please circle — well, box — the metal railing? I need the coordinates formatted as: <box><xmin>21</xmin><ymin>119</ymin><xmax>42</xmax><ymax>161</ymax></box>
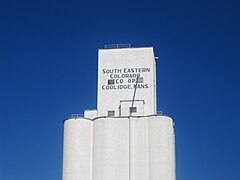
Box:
<box><xmin>104</xmin><ymin>44</ymin><xmax>131</xmax><ymax>49</ymax></box>
<box><xmin>71</xmin><ymin>114</ymin><xmax>83</xmax><ymax>118</ymax></box>
<box><xmin>157</xmin><ymin>111</ymin><xmax>163</xmax><ymax>115</ymax></box>
<box><xmin>69</xmin><ymin>111</ymin><xmax>164</xmax><ymax>120</ymax></box>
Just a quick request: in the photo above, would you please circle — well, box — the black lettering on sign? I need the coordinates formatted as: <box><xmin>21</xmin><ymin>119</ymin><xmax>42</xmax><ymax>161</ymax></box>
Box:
<box><xmin>101</xmin><ymin>67</ymin><xmax>151</xmax><ymax>90</ymax></box>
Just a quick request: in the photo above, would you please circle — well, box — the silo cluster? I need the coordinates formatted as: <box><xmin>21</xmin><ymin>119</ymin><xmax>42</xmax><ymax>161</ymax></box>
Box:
<box><xmin>62</xmin><ymin>46</ymin><xmax>176</xmax><ymax>180</ymax></box>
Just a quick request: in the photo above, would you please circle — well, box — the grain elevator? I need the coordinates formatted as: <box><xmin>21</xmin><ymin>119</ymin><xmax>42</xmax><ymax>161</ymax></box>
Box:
<box><xmin>62</xmin><ymin>45</ymin><xmax>176</xmax><ymax>180</ymax></box>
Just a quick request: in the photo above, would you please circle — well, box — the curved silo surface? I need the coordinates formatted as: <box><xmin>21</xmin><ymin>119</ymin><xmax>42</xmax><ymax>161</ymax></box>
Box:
<box><xmin>62</xmin><ymin>118</ymin><xmax>92</xmax><ymax>180</ymax></box>
<box><xmin>130</xmin><ymin>117</ymin><xmax>149</xmax><ymax>180</ymax></box>
<box><xmin>130</xmin><ymin>116</ymin><xmax>175</xmax><ymax>180</ymax></box>
<box><xmin>92</xmin><ymin>116</ymin><xmax>175</xmax><ymax>180</ymax></box>
<box><xmin>92</xmin><ymin>117</ymin><xmax>129</xmax><ymax>180</ymax></box>
<box><xmin>148</xmin><ymin>116</ymin><xmax>176</xmax><ymax>180</ymax></box>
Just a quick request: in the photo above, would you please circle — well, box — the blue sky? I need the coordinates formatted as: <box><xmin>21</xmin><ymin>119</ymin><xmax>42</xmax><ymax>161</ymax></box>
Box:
<box><xmin>0</xmin><ymin>0</ymin><xmax>239</xmax><ymax>179</ymax></box>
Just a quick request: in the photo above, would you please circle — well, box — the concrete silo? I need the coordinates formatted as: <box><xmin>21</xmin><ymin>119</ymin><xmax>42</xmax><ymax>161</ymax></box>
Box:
<box><xmin>62</xmin><ymin>118</ymin><xmax>92</xmax><ymax>180</ymax></box>
<box><xmin>62</xmin><ymin>45</ymin><xmax>176</xmax><ymax>180</ymax></box>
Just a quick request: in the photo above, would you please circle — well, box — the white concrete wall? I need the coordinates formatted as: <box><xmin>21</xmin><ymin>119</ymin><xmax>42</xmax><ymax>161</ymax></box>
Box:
<box><xmin>97</xmin><ymin>47</ymin><xmax>156</xmax><ymax>117</ymax></box>
<box><xmin>92</xmin><ymin>116</ymin><xmax>175</xmax><ymax>180</ymax></box>
<box><xmin>148</xmin><ymin>116</ymin><xmax>176</xmax><ymax>180</ymax></box>
<box><xmin>62</xmin><ymin>116</ymin><xmax>175</xmax><ymax>180</ymax></box>
<box><xmin>84</xmin><ymin>110</ymin><xmax>98</xmax><ymax>119</ymax></box>
<box><xmin>92</xmin><ymin>118</ymin><xmax>129</xmax><ymax>180</ymax></box>
<box><xmin>62</xmin><ymin>118</ymin><xmax>93</xmax><ymax>180</ymax></box>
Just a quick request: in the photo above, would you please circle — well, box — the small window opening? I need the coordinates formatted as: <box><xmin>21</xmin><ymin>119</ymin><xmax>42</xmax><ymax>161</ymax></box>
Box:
<box><xmin>137</xmin><ymin>77</ymin><xmax>144</xmax><ymax>83</ymax></box>
<box><xmin>108</xmin><ymin>79</ymin><xmax>115</xmax><ymax>85</ymax></box>
<box><xmin>108</xmin><ymin>110</ymin><xmax>115</xmax><ymax>117</ymax></box>
<box><xmin>129</xmin><ymin>107</ymin><xmax>137</xmax><ymax>113</ymax></box>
